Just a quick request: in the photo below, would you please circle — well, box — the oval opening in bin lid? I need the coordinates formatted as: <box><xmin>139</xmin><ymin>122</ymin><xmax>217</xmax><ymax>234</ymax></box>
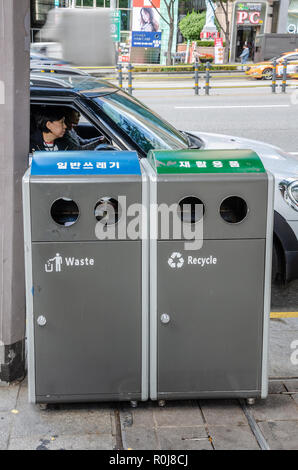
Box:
<box><xmin>51</xmin><ymin>198</ymin><xmax>80</xmax><ymax>227</ymax></box>
<box><xmin>148</xmin><ymin>149</ymin><xmax>265</xmax><ymax>174</ymax></box>
<box><xmin>30</xmin><ymin>151</ymin><xmax>141</xmax><ymax>176</ymax></box>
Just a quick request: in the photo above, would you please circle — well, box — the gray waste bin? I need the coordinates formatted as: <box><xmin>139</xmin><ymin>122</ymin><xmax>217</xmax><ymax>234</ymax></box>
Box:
<box><xmin>142</xmin><ymin>149</ymin><xmax>274</xmax><ymax>402</ymax></box>
<box><xmin>23</xmin><ymin>151</ymin><xmax>148</xmax><ymax>404</ymax></box>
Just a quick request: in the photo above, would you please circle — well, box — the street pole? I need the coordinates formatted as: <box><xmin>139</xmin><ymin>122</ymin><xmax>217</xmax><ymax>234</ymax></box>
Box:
<box><xmin>271</xmin><ymin>58</ymin><xmax>277</xmax><ymax>93</ymax></box>
<box><xmin>0</xmin><ymin>0</ymin><xmax>30</xmax><ymax>383</ymax></box>
<box><xmin>110</xmin><ymin>0</ymin><xmax>119</xmax><ymax>65</ymax></box>
<box><xmin>281</xmin><ymin>59</ymin><xmax>288</xmax><ymax>93</ymax></box>
<box><xmin>194</xmin><ymin>58</ymin><xmax>199</xmax><ymax>95</ymax></box>
<box><xmin>205</xmin><ymin>61</ymin><xmax>211</xmax><ymax>95</ymax></box>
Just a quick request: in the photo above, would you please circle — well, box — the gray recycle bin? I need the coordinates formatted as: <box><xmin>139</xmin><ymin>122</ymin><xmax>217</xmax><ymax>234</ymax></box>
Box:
<box><xmin>23</xmin><ymin>151</ymin><xmax>148</xmax><ymax>404</ymax></box>
<box><xmin>142</xmin><ymin>149</ymin><xmax>274</xmax><ymax>403</ymax></box>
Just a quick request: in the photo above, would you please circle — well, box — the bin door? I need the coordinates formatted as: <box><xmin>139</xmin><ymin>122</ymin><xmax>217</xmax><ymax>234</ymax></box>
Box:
<box><xmin>156</xmin><ymin>239</ymin><xmax>265</xmax><ymax>398</ymax></box>
<box><xmin>32</xmin><ymin>241</ymin><xmax>142</xmax><ymax>401</ymax></box>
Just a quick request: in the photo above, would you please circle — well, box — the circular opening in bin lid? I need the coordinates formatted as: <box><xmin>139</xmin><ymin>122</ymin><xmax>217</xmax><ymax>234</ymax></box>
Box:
<box><xmin>94</xmin><ymin>198</ymin><xmax>121</xmax><ymax>225</ymax></box>
<box><xmin>50</xmin><ymin>198</ymin><xmax>79</xmax><ymax>227</ymax></box>
<box><xmin>220</xmin><ymin>196</ymin><xmax>248</xmax><ymax>224</ymax></box>
<box><xmin>178</xmin><ymin>196</ymin><xmax>205</xmax><ymax>223</ymax></box>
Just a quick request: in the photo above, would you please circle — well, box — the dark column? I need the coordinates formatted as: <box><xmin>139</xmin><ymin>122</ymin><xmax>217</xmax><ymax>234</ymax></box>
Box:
<box><xmin>0</xmin><ymin>0</ymin><xmax>30</xmax><ymax>383</ymax></box>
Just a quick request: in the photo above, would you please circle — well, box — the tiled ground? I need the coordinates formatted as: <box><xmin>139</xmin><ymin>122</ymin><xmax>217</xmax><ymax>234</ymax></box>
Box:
<box><xmin>0</xmin><ymin>378</ymin><xmax>297</xmax><ymax>450</ymax></box>
<box><xmin>1</xmin><ymin>317</ymin><xmax>298</xmax><ymax>450</ymax></box>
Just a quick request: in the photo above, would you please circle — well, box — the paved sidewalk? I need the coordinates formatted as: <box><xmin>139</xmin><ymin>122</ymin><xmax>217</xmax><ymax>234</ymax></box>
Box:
<box><xmin>1</xmin><ymin>297</ymin><xmax>298</xmax><ymax>451</ymax></box>
<box><xmin>1</xmin><ymin>378</ymin><xmax>298</xmax><ymax>450</ymax></box>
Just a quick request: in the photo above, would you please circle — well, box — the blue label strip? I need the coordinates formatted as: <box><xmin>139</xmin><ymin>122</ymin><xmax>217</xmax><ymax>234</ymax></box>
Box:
<box><xmin>31</xmin><ymin>151</ymin><xmax>141</xmax><ymax>176</ymax></box>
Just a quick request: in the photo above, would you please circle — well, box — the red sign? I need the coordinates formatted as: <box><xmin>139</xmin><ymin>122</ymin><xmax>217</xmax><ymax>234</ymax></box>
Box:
<box><xmin>133</xmin><ymin>0</ymin><xmax>160</xmax><ymax>7</ymax></box>
<box><xmin>119</xmin><ymin>55</ymin><xmax>130</xmax><ymax>63</ymax></box>
<box><xmin>200</xmin><ymin>31</ymin><xmax>220</xmax><ymax>40</ymax></box>
<box><xmin>214</xmin><ymin>38</ymin><xmax>223</xmax><ymax>47</ymax></box>
<box><xmin>237</xmin><ymin>11</ymin><xmax>261</xmax><ymax>25</ymax></box>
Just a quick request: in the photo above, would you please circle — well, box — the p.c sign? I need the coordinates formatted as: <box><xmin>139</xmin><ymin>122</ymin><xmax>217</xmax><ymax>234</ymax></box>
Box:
<box><xmin>237</xmin><ymin>11</ymin><xmax>261</xmax><ymax>25</ymax></box>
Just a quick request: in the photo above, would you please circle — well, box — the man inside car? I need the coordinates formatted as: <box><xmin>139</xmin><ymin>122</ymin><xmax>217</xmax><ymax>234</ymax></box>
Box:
<box><xmin>61</xmin><ymin>108</ymin><xmax>106</xmax><ymax>150</ymax></box>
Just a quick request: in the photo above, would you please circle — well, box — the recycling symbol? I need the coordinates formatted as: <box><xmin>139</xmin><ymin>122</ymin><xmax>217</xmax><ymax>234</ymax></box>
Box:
<box><xmin>168</xmin><ymin>252</ymin><xmax>184</xmax><ymax>269</ymax></box>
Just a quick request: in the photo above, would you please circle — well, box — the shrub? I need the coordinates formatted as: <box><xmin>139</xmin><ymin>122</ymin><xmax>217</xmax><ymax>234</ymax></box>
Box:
<box><xmin>179</xmin><ymin>11</ymin><xmax>206</xmax><ymax>42</ymax></box>
<box><xmin>196</xmin><ymin>40</ymin><xmax>226</xmax><ymax>47</ymax></box>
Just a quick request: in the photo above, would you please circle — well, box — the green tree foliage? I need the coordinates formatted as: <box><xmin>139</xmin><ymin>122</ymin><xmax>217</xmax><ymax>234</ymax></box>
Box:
<box><xmin>178</xmin><ymin>11</ymin><xmax>206</xmax><ymax>42</ymax></box>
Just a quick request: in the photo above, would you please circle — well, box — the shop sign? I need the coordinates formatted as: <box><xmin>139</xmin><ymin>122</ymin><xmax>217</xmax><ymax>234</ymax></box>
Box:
<box><xmin>200</xmin><ymin>30</ymin><xmax>220</xmax><ymax>40</ymax></box>
<box><xmin>236</xmin><ymin>3</ymin><xmax>262</xmax><ymax>11</ymax></box>
<box><xmin>236</xmin><ymin>2</ymin><xmax>263</xmax><ymax>25</ymax></box>
<box><xmin>131</xmin><ymin>0</ymin><xmax>162</xmax><ymax>48</ymax></box>
<box><xmin>237</xmin><ymin>10</ymin><xmax>263</xmax><ymax>25</ymax></box>
<box><xmin>119</xmin><ymin>54</ymin><xmax>130</xmax><ymax>63</ymax></box>
<box><xmin>214</xmin><ymin>38</ymin><xmax>224</xmax><ymax>64</ymax></box>
<box><xmin>131</xmin><ymin>31</ymin><xmax>161</xmax><ymax>47</ymax></box>
<box><xmin>288</xmin><ymin>24</ymin><xmax>297</xmax><ymax>34</ymax></box>
<box><xmin>111</xmin><ymin>10</ymin><xmax>121</xmax><ymax>42</ymax></box>
<box><xmin>214</xmin><ymin>38</ymin><xmax>223</xmax><ymax>47</ymax></box>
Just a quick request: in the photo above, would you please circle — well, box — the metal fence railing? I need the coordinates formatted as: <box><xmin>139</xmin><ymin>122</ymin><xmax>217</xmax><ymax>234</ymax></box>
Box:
<box><xmin>79</xmin><ymin>61</ymin><xmax>294</xmax><ymax>96</ymax></box>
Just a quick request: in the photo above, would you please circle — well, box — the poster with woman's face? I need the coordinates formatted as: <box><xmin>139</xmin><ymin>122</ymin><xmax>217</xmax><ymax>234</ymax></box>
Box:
<box><xmin>132</xmin><ymin>7</ymin><xmax>160</xmax><ymax>33</ymax></box>
<box><xmin>133</xmin><ymin>0</ymin><xmax>160</xmax><ymax>7</ymax></box>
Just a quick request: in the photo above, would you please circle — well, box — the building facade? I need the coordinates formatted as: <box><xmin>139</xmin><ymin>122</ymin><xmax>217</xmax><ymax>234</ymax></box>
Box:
<box><xmin>230</xmin><ymin>1</ymin><xmax>270</xmax><ymax>61</ymax></box>
<box><xmin>31</xmin><ymin>0</ymin><xmax>297</xmax><ymax>63</ymax></box>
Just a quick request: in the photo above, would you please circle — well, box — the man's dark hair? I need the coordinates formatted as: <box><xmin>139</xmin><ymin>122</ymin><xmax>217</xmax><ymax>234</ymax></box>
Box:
<box><xmin>36</xmin><ymin>106</ymin><xmax>66</xmax><ymax>133</ymax></box>
<box><xmin>64</xmin><ymin>107</ymin><xmax>80</xmax><ymax>128</ymax></box>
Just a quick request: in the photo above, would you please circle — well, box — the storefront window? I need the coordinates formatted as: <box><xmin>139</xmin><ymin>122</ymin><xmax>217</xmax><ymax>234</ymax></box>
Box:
<box><xmin>120</xmin><ymin>9</ymin><xmax>131</xmax><ymax>30</ymax></box>
<box><xmin>119</xmin><ymin>0</ymin><xmax>132</xmax><ymax>7</ymax></box>
<box><xmin>234</xmin><ymin>2</ymin><xmax>267</xmax><ymax>61</ymax></box>
<box><xmin>31</xmin><ymin>0</ymin><xmax>56</xmax><ymax>25</ymax></box>
<box><xmin>178</xmin><ymin>0</ymin><xmax>205</xmax><ymax>15</ymax></box>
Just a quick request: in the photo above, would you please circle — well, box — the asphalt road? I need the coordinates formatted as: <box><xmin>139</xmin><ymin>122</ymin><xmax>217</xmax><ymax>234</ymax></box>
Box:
<box><xmin>272</xmin><ymin>281</ymin><xmax>298</xmax><ymax>311</ymax></box>
<box><xmin>133</xmin><ymin>86</ymin><xmax>298</xmax><ymax>153</ymax></box>
<box><xmin>133</xmin><ymin>85</ymin><xmax>298</xmax><ymax>311</ymax></box>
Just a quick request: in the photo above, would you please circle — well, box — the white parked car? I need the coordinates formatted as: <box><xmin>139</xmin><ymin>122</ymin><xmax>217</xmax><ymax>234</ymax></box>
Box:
<box><xmin>192</xmin><ymin>132</ymin><xmax>298</xmax><ymax>282</ymax></box>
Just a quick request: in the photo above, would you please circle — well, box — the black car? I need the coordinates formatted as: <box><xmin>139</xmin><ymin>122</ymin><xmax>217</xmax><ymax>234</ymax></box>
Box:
<box><xmin>29</xmin><ymin>73</ymin><xmax>298</xmax><ymax>283</ymax></box>
<box><xmin>30</xmin><ymin>73</ymin><xmax>200</xmax><ymax>157</ymax></box>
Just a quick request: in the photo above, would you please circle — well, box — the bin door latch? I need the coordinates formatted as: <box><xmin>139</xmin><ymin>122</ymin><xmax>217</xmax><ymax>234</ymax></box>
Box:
<box><xmin>160</xmin><ymin>313</ymin><xmax>170</xmax><ymax>324</ymax></box>
<box><xmin>37</xmin><ymin>315</ymin><xmax>47</xmax><ymax>327</ymax></box>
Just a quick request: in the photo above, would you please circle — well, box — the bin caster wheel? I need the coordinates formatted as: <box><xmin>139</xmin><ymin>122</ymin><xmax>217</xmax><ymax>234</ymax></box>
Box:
<box><xmin>246</xmin><ymin>398</ymin><xmax>255</xmax><ymax>406</ymax></box>
<box><xmin>158</xmin><ymin>400</ymin><xmax>166</xmax><ymax>407</ymax></box>
<box><xmin>38</xmin><ymin>404</ymin><xmax>48</xmax><ymax>411</ymax></box>
<box><xmin>130</xmin><ymin>401</ymin><xmax>138</xmax><ymax>408</ymax></box>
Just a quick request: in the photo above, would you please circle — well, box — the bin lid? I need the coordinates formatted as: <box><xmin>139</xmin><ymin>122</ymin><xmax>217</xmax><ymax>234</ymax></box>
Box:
<box><xmin>30</xmin><ymin>151</ymin><xmax>141</xmax><ymax>176</ymax></box>
<box><xmin>148</xmin><ymin>149</ymin><xmax>265</xmax><ymax>175</ymax></box>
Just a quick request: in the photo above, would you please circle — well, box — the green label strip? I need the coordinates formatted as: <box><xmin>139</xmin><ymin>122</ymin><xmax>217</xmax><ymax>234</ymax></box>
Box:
<box><xmin>148</xmin><ymin>149</ymin><xmax>265</xmax><ymax>174</ymax></box>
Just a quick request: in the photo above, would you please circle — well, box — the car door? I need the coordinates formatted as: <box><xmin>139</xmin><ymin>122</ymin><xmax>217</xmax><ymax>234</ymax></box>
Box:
<box><xmin>30</xmin><ymin>94</ymin><xmax>131</xmax><ymax>154</ymax></box>
<box><xmin>277</xmin><ymin>54</ymin><xmax>298</xmax><ymax>76</ymax></box>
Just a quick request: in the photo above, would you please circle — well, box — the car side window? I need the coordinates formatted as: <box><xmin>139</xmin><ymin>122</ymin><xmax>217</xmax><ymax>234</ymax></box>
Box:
<box><xmin>30</xmin><ymin>103</ymin><xmax>120</xmax><ymax>153</ymax></box>
<box><xmin>285</xmin><ymin>55</ymin><xmax>298</xmax><ymax>62</ymax></box>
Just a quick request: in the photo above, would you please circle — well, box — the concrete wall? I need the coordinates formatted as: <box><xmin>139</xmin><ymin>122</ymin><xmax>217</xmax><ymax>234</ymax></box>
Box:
<box><xmin>278</xmin><ymin>0</ymin><xmax>291</xmax><ymax>32</ymax></box>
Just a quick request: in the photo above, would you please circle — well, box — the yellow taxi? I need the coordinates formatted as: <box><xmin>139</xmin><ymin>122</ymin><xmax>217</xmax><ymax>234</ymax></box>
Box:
<box><xmin>246</xmin><ymin>50</ymin><xmax>298</xmax><ymax>80</ymax></box>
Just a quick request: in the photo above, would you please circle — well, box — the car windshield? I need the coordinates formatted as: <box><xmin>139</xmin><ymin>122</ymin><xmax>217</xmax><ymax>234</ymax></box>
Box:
<box><xmin>94</xmin><ymin>91</ymin><xmax>189</xmax><ymax>154</ymax></box>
